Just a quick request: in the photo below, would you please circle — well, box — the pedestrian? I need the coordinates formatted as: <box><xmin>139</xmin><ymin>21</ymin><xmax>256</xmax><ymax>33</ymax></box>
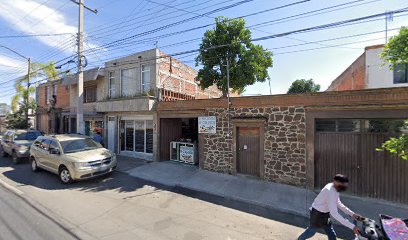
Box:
<box><xmin>297</xmin><ymin>174</ymin><xmax>363</xmax><ymax>240</ymax></box>
<box><xmin>93</xmin><ymin>131</ymin><xmax>103</xmax><ymax>145</ymax></box>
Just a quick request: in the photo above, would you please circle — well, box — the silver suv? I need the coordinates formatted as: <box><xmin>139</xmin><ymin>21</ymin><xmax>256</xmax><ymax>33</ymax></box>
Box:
<box><xmin>30</xmin><ymin>134</ymin><xmax>117</xmax><ymax>183</ymax></box>
<box><xmin>1</xmin><ymin>129</ymin><xmax>42</xmax><ymax>164</ymax></box>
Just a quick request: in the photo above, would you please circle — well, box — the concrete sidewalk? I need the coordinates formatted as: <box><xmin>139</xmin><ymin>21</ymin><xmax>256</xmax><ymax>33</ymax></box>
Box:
<box><xmin>119</xmin><ymin>157</ymin><xmax>408</xmax><ymax>222</ymax></box>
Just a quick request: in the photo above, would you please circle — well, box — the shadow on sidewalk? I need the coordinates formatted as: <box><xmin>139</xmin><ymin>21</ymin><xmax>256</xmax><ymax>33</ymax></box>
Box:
<box><xmin>0</xmin><ymin>155</ymin><xmax>353</xmax><ymax>239</ymax></box>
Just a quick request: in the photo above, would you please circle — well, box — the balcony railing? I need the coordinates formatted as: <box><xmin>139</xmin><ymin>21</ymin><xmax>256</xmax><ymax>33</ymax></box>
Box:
<box><xmin>159</xmin><ymin>88</ymin><xmax>195</xmax><ymax>102</ymax></box>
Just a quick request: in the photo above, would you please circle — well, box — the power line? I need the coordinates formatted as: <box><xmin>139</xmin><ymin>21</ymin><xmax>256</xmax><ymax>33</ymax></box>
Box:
<box><xmin>0</xmin><ymin>33</ymin><xmax>74</xmax><ymax>39</ymax></box>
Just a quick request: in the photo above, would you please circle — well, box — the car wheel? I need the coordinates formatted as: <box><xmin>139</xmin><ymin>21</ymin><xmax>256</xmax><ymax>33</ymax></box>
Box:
<box><xmin>59</xmin><ymin>167</ymin><xmax>72</xmax><ymax>184</ymax></box>
<box><xmin>12</xmin><ymin>152</ymin><xmax>19</xmax><ymax>164</ymax></box>
<box><xmin>30</xmin><ymin>157</ymin><xmax>39</xmax><ymax>172</ymax></box>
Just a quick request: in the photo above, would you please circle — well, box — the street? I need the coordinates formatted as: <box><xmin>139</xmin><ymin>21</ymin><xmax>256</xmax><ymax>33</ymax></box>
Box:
<box><xmin>0</xmin><ymin>155</ymin><xmax>333</xmax><ymax>240</ymax></box>
<box><xmin>0</xmin><ymin>183</ymin><xmax>76</xmax><ymax>240</ymax></box>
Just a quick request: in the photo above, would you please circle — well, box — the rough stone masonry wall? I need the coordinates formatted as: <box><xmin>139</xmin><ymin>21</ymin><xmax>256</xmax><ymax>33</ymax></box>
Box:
<box><xmin>202</xmin><ymin>106</ymin><xmax>306</xmax><ymax>186</ymax></box>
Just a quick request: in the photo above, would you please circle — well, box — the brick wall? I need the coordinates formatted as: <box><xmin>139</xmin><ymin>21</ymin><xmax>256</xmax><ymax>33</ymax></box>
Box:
<box><xmin>37</xmin><ymin>82</ymin><xmax>70</xmax><ymax>109</ymax></box>
<box><xmin>158</xmin><ymin>52</ymin><xmax>223</xmax><ymax>99</ymax></box>
<box><xmin>327</xmin><ymin>52</ymin><xmax>366</xmax><ymax>91</ymax></box>
<box><xmin>202</xmin><ymin>106</ymin><xmax>306</xmax><ymax>186</ymax></box>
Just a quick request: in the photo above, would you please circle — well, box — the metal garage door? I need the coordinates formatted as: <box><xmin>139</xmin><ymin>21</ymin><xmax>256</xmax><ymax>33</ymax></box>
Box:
<box><xmin>314</xmin><ymin>119</ymin><xmax>408</xmax><ymax>203</ymax></box>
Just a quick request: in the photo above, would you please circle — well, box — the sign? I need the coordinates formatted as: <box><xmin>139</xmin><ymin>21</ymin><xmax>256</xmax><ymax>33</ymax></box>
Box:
<box><xmin>179</xmin><ymin>146</ymin><xmax>194</xmax><ymax>162</ymax></box>
<box><xmin>198</xmin><ymin>116</ymin><xmax>216</xmax><ymax>134</ymax></box>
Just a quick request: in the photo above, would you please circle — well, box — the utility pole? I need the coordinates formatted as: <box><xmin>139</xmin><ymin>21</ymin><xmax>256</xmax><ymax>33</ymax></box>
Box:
<box><xmin>226</xmin><ymin>57</ymin><xmax>230</xmax><ymax>138</ymax></box>
<box><xmin>26</xmin><ymin>58</ymin><xmax>31</xmax><ymax>128</ymax></box>
<box><xmin>70</xmin><ymin>0</ymin><xmax>97</xmax><ymax>134</ymax></box>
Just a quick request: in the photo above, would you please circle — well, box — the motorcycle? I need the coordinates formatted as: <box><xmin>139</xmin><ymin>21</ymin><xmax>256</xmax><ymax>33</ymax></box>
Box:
<box><xmin>354</xmin><ymin>215</ymin><xmax>408</xmax><ymax>240</ymax></box>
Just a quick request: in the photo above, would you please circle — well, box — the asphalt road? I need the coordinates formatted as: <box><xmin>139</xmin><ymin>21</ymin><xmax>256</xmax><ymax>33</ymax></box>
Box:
<box><xmin>0</xmin><ymin>154</ymin><xmax>340</xmax><ymax>240</ymax></box>
<box><xmin>0</xmin><ymin>184</ymin><xmax>77</xmax><ymax>240</ymax></box>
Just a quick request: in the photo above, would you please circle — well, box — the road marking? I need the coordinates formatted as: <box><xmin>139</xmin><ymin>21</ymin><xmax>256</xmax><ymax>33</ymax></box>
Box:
<box><xmin>0</xmin><ymin>178</ymin><xmax>24</xmax><ymax>195</ymax></box>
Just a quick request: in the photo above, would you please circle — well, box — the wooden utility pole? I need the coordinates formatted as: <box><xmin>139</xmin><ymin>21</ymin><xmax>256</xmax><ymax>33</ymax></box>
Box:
<box><xmin>70</xmin><ymin>0</ymin><xmax>97</xmax><ymax>134</ymax></box>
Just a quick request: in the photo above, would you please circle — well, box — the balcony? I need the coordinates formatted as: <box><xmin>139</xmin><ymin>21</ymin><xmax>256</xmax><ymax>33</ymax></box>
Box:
<box><xmin>159</xmin><ymin>88</ymin><xmax>195</xmax><ymax>101</ymax></box>
<box><xmin>96</xmin><ymin>96</ymin><xmax>156</xmax><ymax>113</ymax></box>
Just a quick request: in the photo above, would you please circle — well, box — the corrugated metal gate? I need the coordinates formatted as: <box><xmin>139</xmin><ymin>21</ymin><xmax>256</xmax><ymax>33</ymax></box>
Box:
<box><xmin>237</xmin><ymin>127</ymin><xmax>260</xmax><ymax>177</ymax></box>
<box><xmin>315</xmin><ymin>127</ymin><xmax>408</xmax><ymax>204</ymax></box>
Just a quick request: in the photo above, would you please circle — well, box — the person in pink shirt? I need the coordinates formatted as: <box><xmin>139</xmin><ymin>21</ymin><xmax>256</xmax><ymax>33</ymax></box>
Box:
<box><xmin>298</xmin><ymin>174</ymin><xmax>363</xmax><ymax>240</ymax></box>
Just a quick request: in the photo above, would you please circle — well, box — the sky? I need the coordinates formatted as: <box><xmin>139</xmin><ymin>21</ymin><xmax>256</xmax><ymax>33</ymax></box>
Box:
<box><xmin>0</xmin><ymin>0</ymin><xmax>407</xmax><ymax>105</ymax></box>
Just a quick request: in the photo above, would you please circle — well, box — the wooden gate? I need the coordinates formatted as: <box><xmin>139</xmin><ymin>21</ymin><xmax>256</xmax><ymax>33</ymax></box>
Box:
<box><xmin>315</xmin><ymin>131</ymin><xmax>408</xmax><ymax>203</ymax></box>
<box><xmin>237</xmin><ymin>127</ymin><xmax>260</xmax><ymax>177</ymax></box>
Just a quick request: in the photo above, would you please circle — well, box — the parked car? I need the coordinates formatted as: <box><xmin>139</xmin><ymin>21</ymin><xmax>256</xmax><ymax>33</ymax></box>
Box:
<box><xmin>30</xmin><ymin>134</ymin><xmax>117</xmax><ymax>183</ymax></box>
<box><xmin>1</xmin><ymin>129</ymin><xmax>42</xmax><ymax>163</ymax></box>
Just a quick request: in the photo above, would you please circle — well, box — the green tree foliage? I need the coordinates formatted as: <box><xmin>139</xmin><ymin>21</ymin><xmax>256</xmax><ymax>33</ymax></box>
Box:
<box><xmin>380</xmin><ymin>27</ymin><xmax>408</xmax><ymax>68</ymax></box>
<box><xmin>287</xmin><ymin>79</ymin><xmax>320</xmax><ymax>94</ymax></box>
<box><xmin>195</xmin><ymin>17</ymin><xmax>273</xmax><ymax>96</ymax></box>
<box><xmin>5</xmin><ymin>100</ymin><xmax>36</xmax><ymax>129</ymax></box>
<box><xmin>377</xmin><ymin>27</ymin><xmax>408</xmax><ymax>160</ymax></box>
<box><xmin>11</xmin><ymin>61</ymin><xmax>58</xmax><ymax>115</ymax></box>
<box><xmin>377</xmin><ymin>120</ymin><xmax>408</xmax><ymax>160</ymax></box>
<box><xmin>0</xmin><ymin>103</ymin><xmax>10</xmax><ymax>115</ymax></box>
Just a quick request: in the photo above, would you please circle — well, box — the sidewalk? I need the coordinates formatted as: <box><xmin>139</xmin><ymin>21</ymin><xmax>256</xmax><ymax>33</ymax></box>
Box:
<box><xmin>117</xmin><ymin>156</ymin><xmax>408</xmax><ymax>222</ymax></box>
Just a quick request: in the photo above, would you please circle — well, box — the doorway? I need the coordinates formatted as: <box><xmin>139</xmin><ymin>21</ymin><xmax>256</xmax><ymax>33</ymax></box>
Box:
<box><xmin>233</xmin><ymin>119</ymin><xmax>265</xmax><ymax>178</ymax></box>
<box><xmin>237</xmin><ymin>127</ymin><xmax>261</xmax><ymax>176</ymax></box>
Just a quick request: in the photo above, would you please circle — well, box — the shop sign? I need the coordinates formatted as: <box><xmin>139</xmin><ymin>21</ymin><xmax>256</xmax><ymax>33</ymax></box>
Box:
<box><xmin>198</xmin><ymin>116</ymin><xmax>216</xmax><ymax>134</ymax></box>
<box><xmin>179</xmin><ymin>146</ymin><xmax>194</xmax><ymax>162</ymax></box>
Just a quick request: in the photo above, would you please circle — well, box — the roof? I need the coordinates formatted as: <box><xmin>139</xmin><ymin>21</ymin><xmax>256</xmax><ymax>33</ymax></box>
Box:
<box><xmin>61</xmin><ymin>67</ymin><xmax>104</xmax><ymax>86</ymax></box>
<box><xmin>365</xmin><ymin>44</ymin><xmax>384</xmax><ymax>51</ymax></box>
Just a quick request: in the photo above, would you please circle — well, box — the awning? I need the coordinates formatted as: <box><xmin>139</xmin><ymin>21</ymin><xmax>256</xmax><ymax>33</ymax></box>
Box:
<box><xmin>61</xmin><ymin>67</ymin><xmax>104</xmax><ymax>86</ymax></box>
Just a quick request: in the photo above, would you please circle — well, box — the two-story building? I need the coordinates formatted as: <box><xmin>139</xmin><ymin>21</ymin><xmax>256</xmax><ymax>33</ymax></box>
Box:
<box><xmin>327</xmin><ymin>44</ymin><xmax>408</xmax><ymax>91</ymax></box>
<box><xmin>60</xmin><ymin>48</ymin><xmax>222</xmax><ymax>161</ymax></box>
<box><xmin>36</xmin><ymin>79</ymin><xmax>70</xmax><ymax>134</ymax></box>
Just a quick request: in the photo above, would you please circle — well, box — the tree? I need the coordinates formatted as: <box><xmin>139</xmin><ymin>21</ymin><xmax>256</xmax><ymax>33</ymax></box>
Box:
<box><xmin>377</xmin><ymin>27</ymin><xmax>408</xmax><ymax>160</ymax></box>
<box><xmin>195</xmin><ymin>17</ymin><xmax>273</xmax><ymax>96</ymax></box>
<box><xmin>11</xmin><ymin>61</ymin><xmax>58</xmax><ymax>125</ymax></box>
<box><xmin>0</xmin><ymin>103</ymin><xmax>10</xmax><ymax>115</ymax></box>
<box><xmin>380</xmin><ymin>27</ymin><xmax>408</xmax><ymax>68</ymax></box>
<box><xmin>5</xmin><ymin>100</ymin><xmax>36</xmax><ymax>129</ymax></box>
<box><xmin>287</xmin><ymin>79</ymin><xmax>320</xmax><ymax>94</ymax></box>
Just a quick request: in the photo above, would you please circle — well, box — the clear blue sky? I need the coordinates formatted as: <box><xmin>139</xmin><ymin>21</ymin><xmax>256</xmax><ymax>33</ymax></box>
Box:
<box><xmin>0</xmin><ymin>0</ymin><xmax>407</xmax><ymax>105</ymax></box>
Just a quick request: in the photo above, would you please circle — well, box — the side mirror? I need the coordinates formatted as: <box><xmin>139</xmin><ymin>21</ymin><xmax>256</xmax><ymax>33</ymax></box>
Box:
<box><xmin>50</xmin><ymin>148</ymin><xmax>60</xmax><ymax>155</ymax></box>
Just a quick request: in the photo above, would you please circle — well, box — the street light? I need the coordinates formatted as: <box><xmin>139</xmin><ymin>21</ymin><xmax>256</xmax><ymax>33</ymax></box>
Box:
<box><xmin>0</xmin><ymin>45</ymin><xmax>31</xmax><ymax>127</ymax></box>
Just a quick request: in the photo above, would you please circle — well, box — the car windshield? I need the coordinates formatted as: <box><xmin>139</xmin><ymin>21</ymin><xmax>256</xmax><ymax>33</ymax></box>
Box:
<box><xmin>14</xmin><ymin>131</ymin><xmax>41</xmax><ymax>140</ymax></box>
<box><xmin>60</xmin><ymin>138</ymin><xmax>102</xmax><ymax>153</ymax></box>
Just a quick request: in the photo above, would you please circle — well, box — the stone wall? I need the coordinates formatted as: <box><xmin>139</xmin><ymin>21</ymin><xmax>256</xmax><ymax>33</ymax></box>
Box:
<box><xmin>202</xmin><ymin>106</ymin><xmax>306</xmax><ymax>186</ymax></box>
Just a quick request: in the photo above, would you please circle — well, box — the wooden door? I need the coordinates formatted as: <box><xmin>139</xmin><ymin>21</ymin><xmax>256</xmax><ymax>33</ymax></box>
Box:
<box><xmin>237</xmin><ymin>127</ymin><xmax>260</xmax><ymax>177</ymax></box>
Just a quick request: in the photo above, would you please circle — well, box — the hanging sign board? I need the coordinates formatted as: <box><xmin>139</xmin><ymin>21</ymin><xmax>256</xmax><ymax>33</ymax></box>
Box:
<box><xmin>198</xmin><ymin>116</ymin><xmax>216</xmax><ymax>134</ymax></box>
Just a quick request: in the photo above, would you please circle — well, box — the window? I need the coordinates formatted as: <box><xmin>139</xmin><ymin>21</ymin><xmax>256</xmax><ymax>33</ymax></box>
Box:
<box><xmin>40</xmin><ymin>139</ymin><xmax>51</xmax><ymax>151</ymax></box>
<box><xmin>53</xmin><ymin>84</ymin><xmax>57</xmax><ymax>96</ymax></box>
<box><xmin>108</xmin><ymin>71</ymin><xmax>115</xmax><ymax>98</ymax></box>
<box><xmin>49</xmin><ymin>140</ymin><xmax>59</xmax><ymax>151</ymax></box>
<box><xmin>121</xmin><ymin>68</ymin><xmax>137</xmax><ymax>97</ymax></box>
<box><xmin>60</xmin><ymin>138</ymin><xmax>102</xmax><ymax>153</ymax></box>
<box><xmin>84</xmin><ymin>86</ymin><xmax>97</xmax><ymax>103</ymax></box>
<box><xmin>45</xmin><ymin>86</ymin><xmax>51</xmax><ymax>104</ymax></box>
<box><xmin>141</xmin><ymin>65</ymin><xmax>151</xmax><ymax>93</ymax></box>
<box><xmin>120</xmin><ymin>119</ymin><xmax>153</xmax><ymax>154</ymax></box>
<box><xmin>316</xmin><ymin>119</ymin><xmax>360</xmax><ymax>132</ymax></box>
<box><xmin>393</xmin><ymin>64</ymin><xmax>408</xmax><ymax>84</ymax></box>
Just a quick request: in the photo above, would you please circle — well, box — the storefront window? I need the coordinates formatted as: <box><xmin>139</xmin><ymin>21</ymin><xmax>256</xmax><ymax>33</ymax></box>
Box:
<box><xmin>125</xmin><ymin>120</ymin><xmax>134</xmax><ymax>151</ymax></box>
<box><xmin>134</xmin><ymin>121</ymin><xmax>145</xmax><ymax>152</ymax></box>
<box><xmin>120</xmin><ymin>119</ymin><xmax>153</xmax><ymax>154</ymax></box>
<box><xmin>146</xmin><ymin>120</ymin><xmax>153</xmax><ymax>153</ymax></box>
